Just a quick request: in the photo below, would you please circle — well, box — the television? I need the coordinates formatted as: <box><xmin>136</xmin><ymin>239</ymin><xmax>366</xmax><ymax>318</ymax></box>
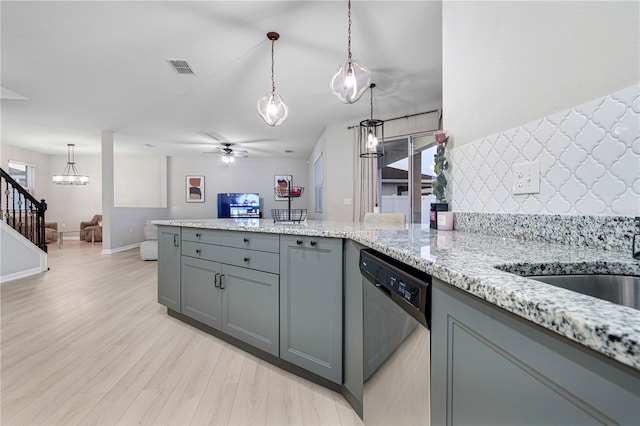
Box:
<box><xmin>217</xmin><ymin>193</ymin><xmax>261</xmax><ymax>218</ymax></box>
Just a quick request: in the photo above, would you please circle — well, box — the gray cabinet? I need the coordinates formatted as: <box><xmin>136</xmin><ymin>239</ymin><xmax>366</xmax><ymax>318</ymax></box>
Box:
<box><xmin>181</xmin><ymin>256</ymin><xmax>222</xmax><ymax>329</ymax></box>
<box><xmin>280</xmin><ymin>235</ymin><xmax>343</xmax><ymax>384</ymax></box>
<box><xmin>178</xmin><ymin>229</ymin><xmax>280</xmax><ymax>357</ymax></box>
<box><xmin>220</xmin><ymin>264</ymin><xmax>279</xmax><ymax>356</ymax></box>
<box><xmin>431</xmin><ymin>278</ymin><xmax>640</xmax><ymax>426</ymax></box>
<box><xmin>157</xmin><ymin>226</ymin><xmax>181</xmax><ymax>311</ymax></box>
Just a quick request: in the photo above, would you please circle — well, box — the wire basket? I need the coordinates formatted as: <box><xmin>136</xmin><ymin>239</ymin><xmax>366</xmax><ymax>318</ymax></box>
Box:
<box><xmin>274</xmin><ymin>186</ymin><xmax>304</xmax><ymax>198</ymax></box>
<box><xmin>271</xmin><ymin>209</ymin><xmax>307</xmax><ymax>223</ymax></box>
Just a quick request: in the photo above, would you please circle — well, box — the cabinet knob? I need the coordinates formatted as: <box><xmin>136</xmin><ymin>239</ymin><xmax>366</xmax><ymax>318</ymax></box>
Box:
<box><xmin>310</xmin><ymin>241</ymin><xmax>317</xmax><ymax>247</ymax></box>
<box><xmin>195</xmin><ymin>233</ymin><xmax>202</xmax><ymax>238</ymax></box>
<box><xmin>219</xmin><ymin>274</ymin><xmax>225</xmax><ymax>289</ymax></box>
<box><xmin>243</xmin><ymin>257</ymin><xmax>250</xmax><ymax>263</ymax></box>
<box><xmin>173</xmin><ymin>234</ymin><xmax>179</xmax><ymax>247</ymax></box>
<box><xmin>214</xmin><ymin>273</ymin><xmax>220</xmax><ymax>288</ymax></box>
<box><xmin>243</xmin><ymin>237</ymin><xmax>249</xmax><ymax>243</ymax></box>
<box><xmin>195</xmin><ymin>249</ymin><xmax>201</xmax><ymax>255</ymax></box>
<box><xmin>296</xmin><ymin>239</ymin><xmax>303</xmax><ymax>246</ymax></box>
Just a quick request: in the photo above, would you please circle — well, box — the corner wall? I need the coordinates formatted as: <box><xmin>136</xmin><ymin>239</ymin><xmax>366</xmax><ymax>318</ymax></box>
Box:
<box><xmin>443</xmin><ymin>1</ymin><xmax>640</xmax><ymax>147</ymax></box>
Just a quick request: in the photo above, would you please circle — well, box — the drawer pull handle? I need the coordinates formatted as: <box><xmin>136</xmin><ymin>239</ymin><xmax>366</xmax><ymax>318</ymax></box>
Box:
<box><xmin>243</xmin><ymin>257</ymin><xmax>250</xmax><ymax>262</ymax></box>
<box><xmin>310</xmin><ymin>241</ymin><xmax>317</xmax><ymax>247</ymax></box>
<box><xmin>296</xmin><ymin>239</ymin><xmax>303</xmax><ymax>246</ymax></box>
<box><xmin>219</xmin><ymin>274</ymin><xmax>225</xmax><ymax>289</ymax></box>
<box><xmin>243</xmin><ymin>238</ymin><xmax>249</xmax><ymax>243</ymax></box>
<box><xmin>214</xmin><ymin>273</ymin><xmax>220</xmax><ymax>288</ymax></box>
<box><xmin>195</xmin><ymin>233</ymin><xmax>202</xmax><ymax>238</ymax></box>
<box><xmin>173</xmin><ymin>234</ymin><xmax>179</xmax><ymax>247</ymax></box>
<box><xmin>195</xmin><ymin>249</ymin><xmax>201</xmax><ymax>255</ymax></box>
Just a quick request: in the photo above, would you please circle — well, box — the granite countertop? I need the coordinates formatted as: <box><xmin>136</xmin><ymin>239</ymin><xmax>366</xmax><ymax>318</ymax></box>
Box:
<box><xmin>153</xmin><ymin>218</ymin><xmax>640</xmax><ymax>371</ymax></box>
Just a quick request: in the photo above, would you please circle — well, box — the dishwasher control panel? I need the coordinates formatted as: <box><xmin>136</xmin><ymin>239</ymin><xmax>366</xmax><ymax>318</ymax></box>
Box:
<box><xmin>359</xmin><ymin>249</ymin><xmax>431</xmax><ymax>313</ymax></box>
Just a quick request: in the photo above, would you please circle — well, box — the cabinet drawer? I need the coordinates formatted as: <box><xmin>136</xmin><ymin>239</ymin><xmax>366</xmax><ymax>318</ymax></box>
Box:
<box><xmin>182</xmin><ymin>228</ymin><xmax>222</xmax><ymax>245</ymax></box>
<box><xmin>182</xmin><ymin>240</ymin><xmax>223</xmax><ymax>262</ymax></box>
<box><xmin>222</xmin><ymin>247</ymin><xmax>280</xmax><ymax>274</ymax></box>
<box><xmin>221</xmin><ymin>231</ymin><xmax>279</xmax><ymax>253</ymax></box>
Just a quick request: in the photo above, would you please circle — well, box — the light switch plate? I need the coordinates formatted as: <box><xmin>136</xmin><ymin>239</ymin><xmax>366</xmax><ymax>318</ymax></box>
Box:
<box><xmin>512</xmin><ymin>161</ymin><xmax>540</xmax><ymax>195</ymax></box>
<box><xmin>344</xmin><ymin>198</ymin><xmax>352</xmax><ymax>205</ymax></box>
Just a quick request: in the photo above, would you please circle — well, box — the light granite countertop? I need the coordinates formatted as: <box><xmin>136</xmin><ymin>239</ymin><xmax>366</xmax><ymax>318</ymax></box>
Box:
<box><xmin>152</xmin><ymin>218</ymin><xmax>640</xmax><ymax>371</ymax></box>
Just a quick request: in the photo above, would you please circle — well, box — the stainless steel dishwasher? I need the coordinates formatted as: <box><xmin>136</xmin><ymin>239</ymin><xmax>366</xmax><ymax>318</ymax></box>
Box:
<box><xmin>360</xmin><ymin>248</ymin><xmax>431</xmax><ymax>425</ymax></box>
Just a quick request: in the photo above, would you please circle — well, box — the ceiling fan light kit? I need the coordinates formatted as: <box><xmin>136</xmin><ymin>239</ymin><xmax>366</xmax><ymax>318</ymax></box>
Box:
<box><xmin>257</xmin><ymin>31</ymin><xmax>289</xmax><ymax>127</ymax></box>
<box><xmin>329</xmin><ymin>0</ymin><xmax>372</xmax><ymax>104</ymax></box>
<box><xmin>52</xmin><ymin>143</ymin><xmax>90</xmax><ymax>185</ymax></box>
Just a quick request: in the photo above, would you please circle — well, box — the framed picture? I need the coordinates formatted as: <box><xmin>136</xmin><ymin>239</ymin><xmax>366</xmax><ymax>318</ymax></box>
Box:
<box><xmin>275</xmin><ymin>175</ymin><xmax>292</xmax><ymax>200</ymax></box>
<box><xmin>186</xmin><ymin>175</ymin><xmax>205</xmax><ymax>203</ymax></box>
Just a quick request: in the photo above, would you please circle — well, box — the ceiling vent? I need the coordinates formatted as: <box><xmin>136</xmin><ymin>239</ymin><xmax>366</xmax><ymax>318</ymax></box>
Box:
<box><xmin>166</xmin><ymin>59</ymin><xmax>194</xmax><ymax>75</ymax></box>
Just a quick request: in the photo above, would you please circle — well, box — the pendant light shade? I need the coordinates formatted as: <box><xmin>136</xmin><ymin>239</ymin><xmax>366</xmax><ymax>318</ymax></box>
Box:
<box><xmin>257</xmin><ymin>32</ymin><xmax>288</xmax><ymax>126</ymax></box>
<box><xmin>360</xmin><ymin>84</ymin><xmax>384</xmax><ymax>158</ymax></box>
<box><xmin>329</xmin><ymin>0</ymin><xmax>371</xmax><ymax>104</ymax></box>
<box><xmin>52</xmin><ymin>144</ymin><xmax>89</xmax><ymax>185</ymax></box>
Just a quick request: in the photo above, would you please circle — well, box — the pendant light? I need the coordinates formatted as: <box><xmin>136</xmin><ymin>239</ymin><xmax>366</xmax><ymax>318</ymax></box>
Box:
<box><xmin>329</xmin><ymin>0</ymin><xmax>372</xmax><ymax>104</ymax></box>
<box><xmin>360</xmin><ymin>84</ymin><xmax>384</xmax><ymax>158</ymax></box>
<box><xmin>52</xmin><ymin>144</ymin><xmax>90</xmax><ymax>185</ymax></box>
<box><xmin>257</xmin><ymin>32</ymin><xmax>288</xmax><ymax>126</ymax></box>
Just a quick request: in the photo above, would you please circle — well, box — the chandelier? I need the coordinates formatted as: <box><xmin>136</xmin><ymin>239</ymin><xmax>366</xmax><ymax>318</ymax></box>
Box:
<box><xmin>52</xmin><ymin>144</ymin><xmax>89</xmax><ymax>185</ymax></box>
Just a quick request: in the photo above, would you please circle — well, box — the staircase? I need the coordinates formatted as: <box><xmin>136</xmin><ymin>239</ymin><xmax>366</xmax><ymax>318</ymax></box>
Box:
<box><xmin>1</xmin><ymin>168</ymin><xmax>48</xmax><ymax>253</ymax></box>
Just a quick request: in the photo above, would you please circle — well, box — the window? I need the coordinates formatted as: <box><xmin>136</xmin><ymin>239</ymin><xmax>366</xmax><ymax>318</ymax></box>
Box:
<box><xmin>8</xmin><ymin>160</ymin><xmax>36</xmax><ymax>195</ymax></box>
<box><xmin>314</xmin><ymin>154</ymin><xmax>323</xmax><ymax>213</ymax></box>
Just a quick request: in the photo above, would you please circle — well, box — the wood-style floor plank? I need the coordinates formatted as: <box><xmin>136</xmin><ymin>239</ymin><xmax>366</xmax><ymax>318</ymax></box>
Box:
<box><xmin>1</xmin><ymin>240</ymin><xmax>363</xmax><ymax>425</ymax></box>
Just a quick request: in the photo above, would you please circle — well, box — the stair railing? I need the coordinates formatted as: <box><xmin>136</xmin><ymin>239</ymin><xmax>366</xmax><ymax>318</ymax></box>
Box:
<box><xmin>1</xmin><ymin>168</ymin><xmax>48</xmax><ymax>252</ymax></box>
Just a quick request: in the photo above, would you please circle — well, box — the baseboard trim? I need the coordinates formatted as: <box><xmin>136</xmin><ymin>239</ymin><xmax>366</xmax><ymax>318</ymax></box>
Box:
<box><xmin>1</xmin><ymin>266</ymin><xmax>46</xmax><ymax>284</ymax></box>
<box><xmin>101</xmin><ymin>242</ymin><xmax>140</xmax><ymax>255</ymax></box>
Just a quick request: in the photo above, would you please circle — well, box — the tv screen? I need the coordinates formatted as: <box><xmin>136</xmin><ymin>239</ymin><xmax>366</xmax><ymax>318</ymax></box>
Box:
<box><xmin>217</xmin><ymin>193</ymin><xmax>260</xmax><ymax>218</ymax></box>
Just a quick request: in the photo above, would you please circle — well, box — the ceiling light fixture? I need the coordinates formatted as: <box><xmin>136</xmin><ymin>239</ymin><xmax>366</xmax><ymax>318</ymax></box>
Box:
<box><xmin>52</xmin><ymin>144</ymin><xmax>89</xmax><ymax>185</ymax></box>
<box><xmin>257</xmin><ymin>32</ymin><xmax>288</xmax><ymax>127</ymax></box>
<box><xmin>330</xmin><ymin>0</ymin><xmax>371</xmax><ymax>104</ymax></box>
<box><xmin>359</xmin><ymin>84</ymin><xmax>384</xmax><ymax>158</ymax></box>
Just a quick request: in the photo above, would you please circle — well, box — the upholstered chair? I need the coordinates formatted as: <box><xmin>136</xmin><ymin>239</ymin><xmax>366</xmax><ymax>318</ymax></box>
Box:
<box><xmin>80</xmin><ymin>214</ymin><xmax>103</xmax><ymax>242</ymax></box>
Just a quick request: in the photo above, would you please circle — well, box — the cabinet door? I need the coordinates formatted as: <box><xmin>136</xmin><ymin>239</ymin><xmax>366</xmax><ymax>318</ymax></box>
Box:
<box><xmin>220</xmin><ymin>264</ymin><xmax>279</xmax><ymax>356</ymax></box>
<box><xmin>181</xmin><ymin>256</ymin><xmax>222</xmax><ymax>330</ymax></box>
<box><xmin>431</xmin><ymin>279</ymin><xmax>640</xmax><ymax>426</ymax></box>
<box><xmin>157</xmin><ymin>226</ymin><xmax>181</xmax><ymax>311</ymax></box>
<box><xmin>280</xmin><ymin>236</ymin><xmax>343</xmax><ymax>383</ymax></box>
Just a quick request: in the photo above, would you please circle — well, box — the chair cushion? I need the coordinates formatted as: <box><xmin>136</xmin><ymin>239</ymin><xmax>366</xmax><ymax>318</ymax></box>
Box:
<box><xmin>140</xmin><ymin>240</ymin><xmax>158</xmax><ymax>261</ymax></box>
<box><xmin>144</xmin><ymin>222</ymin><xmax>158</xmax><ymax>240</ymax></box>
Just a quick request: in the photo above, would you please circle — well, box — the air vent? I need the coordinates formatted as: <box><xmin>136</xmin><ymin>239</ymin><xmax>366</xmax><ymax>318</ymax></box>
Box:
<box><xmin>166</xmin><ymin>59</ymin><xmax>194</xmax><ymax>75</ymax></box>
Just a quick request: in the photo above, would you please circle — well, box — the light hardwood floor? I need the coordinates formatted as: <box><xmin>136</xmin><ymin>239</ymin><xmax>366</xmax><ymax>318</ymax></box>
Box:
<box><xmin>1</xmin><ymin>241</ymin><xmax>363</xmax><ymax>425</ymax></box>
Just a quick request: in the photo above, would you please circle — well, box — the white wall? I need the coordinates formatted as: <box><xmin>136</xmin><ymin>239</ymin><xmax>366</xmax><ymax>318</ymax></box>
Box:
<box><xmin>443</xmin><ymin>1</ymin><xmax>640</xmax><ymax>147</ymax></box>
<box><xmin>443</xmin><ymin>1</ymin><xmax>639</xmax><ymax>217</ymax></box>
<box><xmin>308</xmin><ymin>130</ymin><xmax>327</xmax><ymax>221</ymax></box>
<box><xmin>168</xmin><ymin>156</ymin><xmax>309</xmax><ymax>220</ymax></box>
<box><xmin>47</xmin><ymin>154</ymin><xmax>102</xmax><ymax>232</ymax></box>
<box><xmin>114</xmin><ymin>156</ymin><xmax>167</xmax><ymax>208</ymax></box>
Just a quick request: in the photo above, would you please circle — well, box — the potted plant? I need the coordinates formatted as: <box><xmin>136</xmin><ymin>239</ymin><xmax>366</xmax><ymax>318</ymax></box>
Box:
<box><xmin>430</xmin><ymin>130</ymin><xmax>449</xmax><ymax>229</ymax></box>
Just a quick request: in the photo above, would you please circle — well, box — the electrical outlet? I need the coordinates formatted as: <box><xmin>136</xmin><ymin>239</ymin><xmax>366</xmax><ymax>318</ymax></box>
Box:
<box><xmin>344</xmin><ymin>198</ymin><xmax>352</xmax><ymax>206</ymax></box>
<box><xmin>512</xmin><ymin>161</ymin><xmax>540</xmax><ymax>195</ymax></box>
<box><xmin>129</xmin><ymin>227</ymin><xmax>133</xmax><ymax>233</ymax></box>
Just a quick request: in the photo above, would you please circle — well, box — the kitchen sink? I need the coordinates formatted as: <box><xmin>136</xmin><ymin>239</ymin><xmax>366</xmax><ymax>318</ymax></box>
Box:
<box><xmin>526</xmin><ymin>274</ymin><xmax>640</xmax><ymax>310</ymax></box>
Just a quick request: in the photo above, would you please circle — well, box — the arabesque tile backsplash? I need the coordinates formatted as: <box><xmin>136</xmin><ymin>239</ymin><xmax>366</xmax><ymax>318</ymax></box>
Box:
<box><xmin>450</xmin><ymin>84</ymin><xmax>639</xmax><ymax>216</ymax></box>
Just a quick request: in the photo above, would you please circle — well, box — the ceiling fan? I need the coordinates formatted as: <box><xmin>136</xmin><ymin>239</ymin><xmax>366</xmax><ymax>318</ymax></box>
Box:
<box><xmin>206</xmin><ymin>143</ymin><xmax>249</xmax><ymax>164</ymax></box>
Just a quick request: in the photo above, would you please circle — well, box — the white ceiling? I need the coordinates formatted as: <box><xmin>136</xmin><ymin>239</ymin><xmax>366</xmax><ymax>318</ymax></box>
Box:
<box><xmin>1</xmin><ymin>1</ymin><xmax>442</xmax><ymax>159</ymax></box>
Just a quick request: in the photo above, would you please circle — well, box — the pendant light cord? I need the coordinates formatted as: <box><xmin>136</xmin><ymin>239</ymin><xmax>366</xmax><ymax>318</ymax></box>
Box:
<box><xmin>369</xmin><ymin>85</ymin><xmax>374</xmax><ymax>119</ymax></box>
<box><xmin>347</xmin><ymin>0</ymin><xmax>352</xmax><ymax>64</ymax></box>
<box><xmin>271</xmin><ymin>39</ymin><xmax>276</xmax><ymax>93</ymax></box>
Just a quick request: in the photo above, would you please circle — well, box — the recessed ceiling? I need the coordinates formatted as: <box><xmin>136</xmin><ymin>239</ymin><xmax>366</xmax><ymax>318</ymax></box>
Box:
<box><xmin>1</xmin><ymin>1</ymin><xmax>442</xmax><ymax>158</ymax></box>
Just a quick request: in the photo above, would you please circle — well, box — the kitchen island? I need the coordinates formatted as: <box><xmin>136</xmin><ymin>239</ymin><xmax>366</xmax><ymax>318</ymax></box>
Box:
<box><xmin>153</xmin><ymin>218</ymin><xmax>639</xmax><ymax>424</ymax></box>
